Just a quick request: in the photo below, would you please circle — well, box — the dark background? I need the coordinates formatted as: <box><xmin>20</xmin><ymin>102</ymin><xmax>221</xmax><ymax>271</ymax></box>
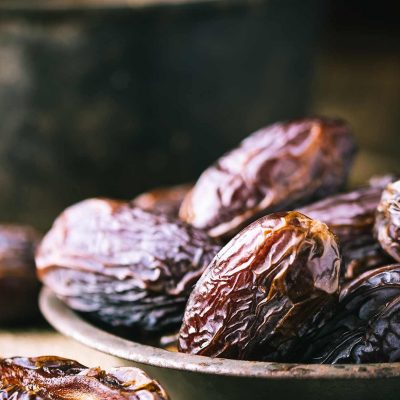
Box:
<box><xmin>311</xmin><ymin>0</ymin><xmax>400</xmax><ymax>184</ymax></box>
<box><xmin>0</xmin><ymin>0</ymin><xmax>399</xmax><ymax>230</ymax></box>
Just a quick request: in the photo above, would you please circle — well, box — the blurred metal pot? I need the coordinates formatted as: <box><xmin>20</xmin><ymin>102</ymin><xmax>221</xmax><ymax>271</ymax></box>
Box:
<box><xmin>0</xmin><ymin>0</ymin><xmax>323</xmax><ymax>229</ymax></box>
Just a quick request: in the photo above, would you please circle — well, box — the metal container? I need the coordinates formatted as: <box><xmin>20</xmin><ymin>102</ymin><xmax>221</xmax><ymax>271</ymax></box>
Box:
<box><xmin>0</xmin><ymin>0</ymin><xmax>323</xmax><ymax>229</ymax></box>
<box><xmin>40</xmin><ymin>288</ymin><xmax>400</xmax><ymax>400</ymax></box>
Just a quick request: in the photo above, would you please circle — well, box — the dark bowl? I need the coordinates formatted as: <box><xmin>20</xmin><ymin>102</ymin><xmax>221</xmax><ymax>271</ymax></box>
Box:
<box><xmin>39</xmin><ymin>287</ymin><xmax>400</xmax><ymax>400</ymax></box>
<box><xmin>0</xmin><ymin>0</ymin><xmax>323</xmax><ymax>229</ymax></box>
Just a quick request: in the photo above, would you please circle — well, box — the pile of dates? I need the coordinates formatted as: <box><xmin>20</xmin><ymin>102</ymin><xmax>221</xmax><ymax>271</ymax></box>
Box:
<box><xmin>36</xmin><ymin>117</ymin><xmax>400</xmax><ymax>364</ymax></box>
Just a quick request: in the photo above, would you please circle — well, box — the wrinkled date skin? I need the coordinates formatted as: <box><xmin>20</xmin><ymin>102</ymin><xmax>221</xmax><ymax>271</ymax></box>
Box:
<box><xmin>0</xmin><ymin>225</ymin><xmax>41</xmax><ymax>324</ymax></box>
<box><xmin>132</xmin><ymin>183</ymin><xmax>192</xmax><ymax>217</ymax></box>
<box><xmin>302</xmin><ymin>264</ymin><xmax>400</xmax><ymax>363</ymax></box>
<box><xmin>299</xmin><ymin>175</ymin><xmax>395</xmax><ymax>280</ymax></box>
<box><xmin>375</xmin><ymin>180</ymin><xmax>400</xmax><ymax>261</ymax></box>
<box><xmin>0</xmin><ymin>356</ymin><xmax>169</xmax><ymax>399</ymax></box>
<box><xmin>36</xmin><ymin>199</ymin><xmax>220</xmax><ymax>334</ymax></box>
<box><xmin>180</xmin><ymin>118</ymin><xmax>356</xmax><ymax>239</ymax></box>
<box><xmin>178</xmin><ymin>211</ymin><xmax>341</xmax><ymax>362</ymax></box>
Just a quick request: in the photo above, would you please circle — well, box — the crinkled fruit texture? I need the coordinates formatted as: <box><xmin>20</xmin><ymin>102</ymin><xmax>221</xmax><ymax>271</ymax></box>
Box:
<box><xmin>179</xmin><ymin>211</ymin><xmax>341</xmax><ymax>362</ymax></box>
<box><xmin>180</xmin><ymin>117</ymin><xmax>356</xmax><ymax>239</ymax></box>
<box><xmin>0</xmin><ymin>225</ymin><xmax>41</xmax><ymax>324</ymax></box>
<box><xmin>303</xmin><ymin>264</ymin><xmax>400</xmax><ymax>363</ymax></box>
<box><xmin>0</xmin><ymin>356</ymin><xmax>169</xmax><ymax>400</ymax></box>
<box><xmin>36</xmin><ymin>199</ymin><xmax>220</xmax><ymax>333</ymax></box>
<box><xmin>132</xmin><ymin>183</ymin><xmax>191</xmax><ymax>217</ymax></box>
<box><xmin>299</xmin><ymin>175</ymin><xmax>395</xmax><ymax>280</ymax></box>
<box><xmin>375</xmin><ymin>180</ymin><xmax>400</xmax><ymax>262</ymax></box>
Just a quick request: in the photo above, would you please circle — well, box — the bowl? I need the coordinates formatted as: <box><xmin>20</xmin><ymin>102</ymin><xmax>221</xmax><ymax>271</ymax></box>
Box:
<box><xmin>39</xmin><ymin>287</ymin><xmax>400</xmax><ymax>400</ymax></box>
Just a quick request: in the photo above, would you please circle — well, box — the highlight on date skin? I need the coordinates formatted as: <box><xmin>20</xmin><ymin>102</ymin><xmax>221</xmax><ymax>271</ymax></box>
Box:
<box><xmin>179</xmin><ymin>211</ymin><xmax>341</xmax><ymax>362</ymax></box>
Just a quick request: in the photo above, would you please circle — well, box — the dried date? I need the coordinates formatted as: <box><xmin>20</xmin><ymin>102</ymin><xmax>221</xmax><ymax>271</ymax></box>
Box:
<box><xmin>36</xmin><ymin>198</ymin><xmax>220</xmax><ymax>333</ymax></box>
<box><xmin>343</xmin><ymin>241</ymin><xmax>392</xmax><ymax>281</ymax></box>
<box><xmin>0</xmin><ymin>356</ymin><xmax>169</xmax><ymax>399</ymax></box>
<box><xmin>178</xmin><ymin>211</ymin><xmax>341</xmax><ymax>361</ymax></box>
<box><xmin>0</xmin><ymin>225</ymin><xmax>41</xmax><ymax>324</ymax></box>
<box><xmin>180</xmin><ymin>117</ymin><xmax>356</xmax><ymax>239</ymax></box>
<box><xmin>299</xmin><ymin>175</ymin><xmax>395</xmax><ymax>280</ymax></box>
<box><xmin>375</xmin><ymin>180</ymin><xmax>400</xmax><ymax>261</ymax></box>
<box><xmin>132</xmin><ymin>183</ymin><xmax>191</xmax><ymax>217</ymax></box>
<box><xmin>302</xmin><ymin>264</ymin><xmax>400</xmax><ymax>363</ymax></box>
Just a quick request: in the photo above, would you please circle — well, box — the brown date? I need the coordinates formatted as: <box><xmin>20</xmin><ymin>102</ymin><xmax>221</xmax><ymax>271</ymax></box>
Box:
<box><xmin>36</xmin><ymin>198</ymin><xmax>220</xmax><ymax>334</ymax></box>
<box><xmin>180</xmin><ymin>117</ymin><xmax>356</xmax><ymax>239</ymax></box>
<box><xmin>299</xmin><ymin>175</ymin><xmax>395</xmax><ymax>280</ymax></box>
<box><xmin>0</xmin><ymin>225</ymin><xmax>41</xmax><ymax>325</ymax></box>
<box><xmin>343</xmin><ymin>241</ymin><xmax>392</xmax><ymax>281</ymax></box>
<box><xmin>302</xmin><ymin>264</ymin><xmax>400</xmax><ymax>363</ymax></box>
<box><xmin>375</xmin><ymin>180</ymin><xmax>400</xmax><ymax>261</ymax></box>
<box><xmin>178</xmin><ymin>211</ymin><xmax>341</xmax><ymax>362</ymax></box>
<box><xmin>132</xmin><ymin>183</ymin><xmax>191</xmax><ymax>217</ymax></box>
<box><xmin>0</xmin><ymin>356</ymin><xmax>169</xmax><ymax>399</ymax></box>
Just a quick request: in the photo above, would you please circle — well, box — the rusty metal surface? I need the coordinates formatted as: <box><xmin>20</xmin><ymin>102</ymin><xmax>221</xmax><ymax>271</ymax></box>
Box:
<box><xmin>39</xmin><ymin>287</ymin><xmax>400</xmax><ymax>380</ymax></box>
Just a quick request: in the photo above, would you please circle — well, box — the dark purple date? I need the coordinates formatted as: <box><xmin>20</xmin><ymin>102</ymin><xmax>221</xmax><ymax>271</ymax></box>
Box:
<box><xmin>180</xmin><ymin>117</ymin><xmax>356</xmax><ymax>239</ymax></box>
<box><xmin>302</xmin><ymin>264</ymin><xmax>400</xmax><ymax>363</ymax></box>
<box><xmin>299</xmin><ymin>175</ymin><xmax>395</xmax><ymax>280</ymax></box>
<box><xmin>36</xmin><ymin>198</ymin><xmax>220</xmax><ymax>333</ymax></box>
<box><xmin>375</xmin><ymin>180</ymin><xmax>400</xmax><ymax>261</ymax></box>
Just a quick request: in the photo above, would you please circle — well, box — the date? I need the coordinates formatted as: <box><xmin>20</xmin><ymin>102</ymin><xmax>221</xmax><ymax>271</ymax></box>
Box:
<box><xmin>343</xmin><ymin>241</ymin><xmax>392</xmax><ymax>281</ymax></box>
<box><xmin>178</xmin><ymin>211</ymin><xmax>341</xmax><ymax>361</ymax></box>
<box><xmin>0</xmin><ymin>356</ymin><xmax>169</xmax><ymax>399</ymax></box>
<box><xmin>299</xmin><ymin>175</ymin><xmax>395</xmax><ymax>280</ymax></box>
<box><xmin>375</xmin><ymin>180</ymin><xmax>400</xmax><ymax>261</ymax></box>
<box><xmin>132</xmin><ymin>183</ymin><xmax>191</xmax><ymax>217</ymax></box>
<box><xmin>0</xmin><ymin>225</ymin><xmax>41</xmax><ymax>324</ymax></box>
<box><xmin>180</xmin><ymin>117</ymin><xmax>356</xmax><ymax>239</ymax></box>
<box><xmin>302</xmin><ymin>264</ymin><xmax>400</xmax><ymax>363</ymax></box>
<box><xmin>36</xmin><ymin>198</ymin><xmax>220</xmax><ymax>333</ymax></box>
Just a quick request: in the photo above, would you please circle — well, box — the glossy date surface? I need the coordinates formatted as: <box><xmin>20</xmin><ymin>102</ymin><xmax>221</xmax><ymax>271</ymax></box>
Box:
<box><xmin>0</xmin><ymin>225</ymin><xmax>41</xmax><ymax>324</ymax></box>
<box><xmin>303</xmin><ymin>264</ymin><xmax>400</xmax><ymax>363</ymax></box>
<box><xmin>375</xmin><ymin>180</ymin><xmax>400</xmax><ymax>261</ymax></box>
<box><xmin>36</xmin><ymin>198</ymin><xmax>220</xmax><ymax>333</ymax></box>
<box><xmin>0</xmin><ymin>356</ymin><xmax>169</xmax><ymax>399</ymax></box>
<box><xmin>132</xmin><ymin>183</ymin><xmax>191</xmax><ymax>217</ymax></box>
<box><xmin>299</xmin><ymin>176</ymin><xmax>395</xmax><ymax>280</ymax></box>
<box><xmin>178</xmin><ymin>211</ymin><xmax>341</xmax><ymax>361</ymax></box>
<box><xmin>180</xmin><ymin>117</ymin><xmax>356</xmax><ymax>239</ymax></box>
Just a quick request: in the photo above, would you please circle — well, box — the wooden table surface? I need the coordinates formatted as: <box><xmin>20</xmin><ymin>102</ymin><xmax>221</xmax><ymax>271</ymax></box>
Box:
<box><xmin>0</xmin><ymin>326</ymin><xmax>130</xmax><ymax>368</ymax></box>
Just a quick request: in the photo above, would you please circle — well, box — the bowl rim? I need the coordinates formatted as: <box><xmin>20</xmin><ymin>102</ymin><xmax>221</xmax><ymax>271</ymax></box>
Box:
<box><xmin>39</xmin><ymin>287</ymin><xmax>400</xmax><ymax>380</ymax></box>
